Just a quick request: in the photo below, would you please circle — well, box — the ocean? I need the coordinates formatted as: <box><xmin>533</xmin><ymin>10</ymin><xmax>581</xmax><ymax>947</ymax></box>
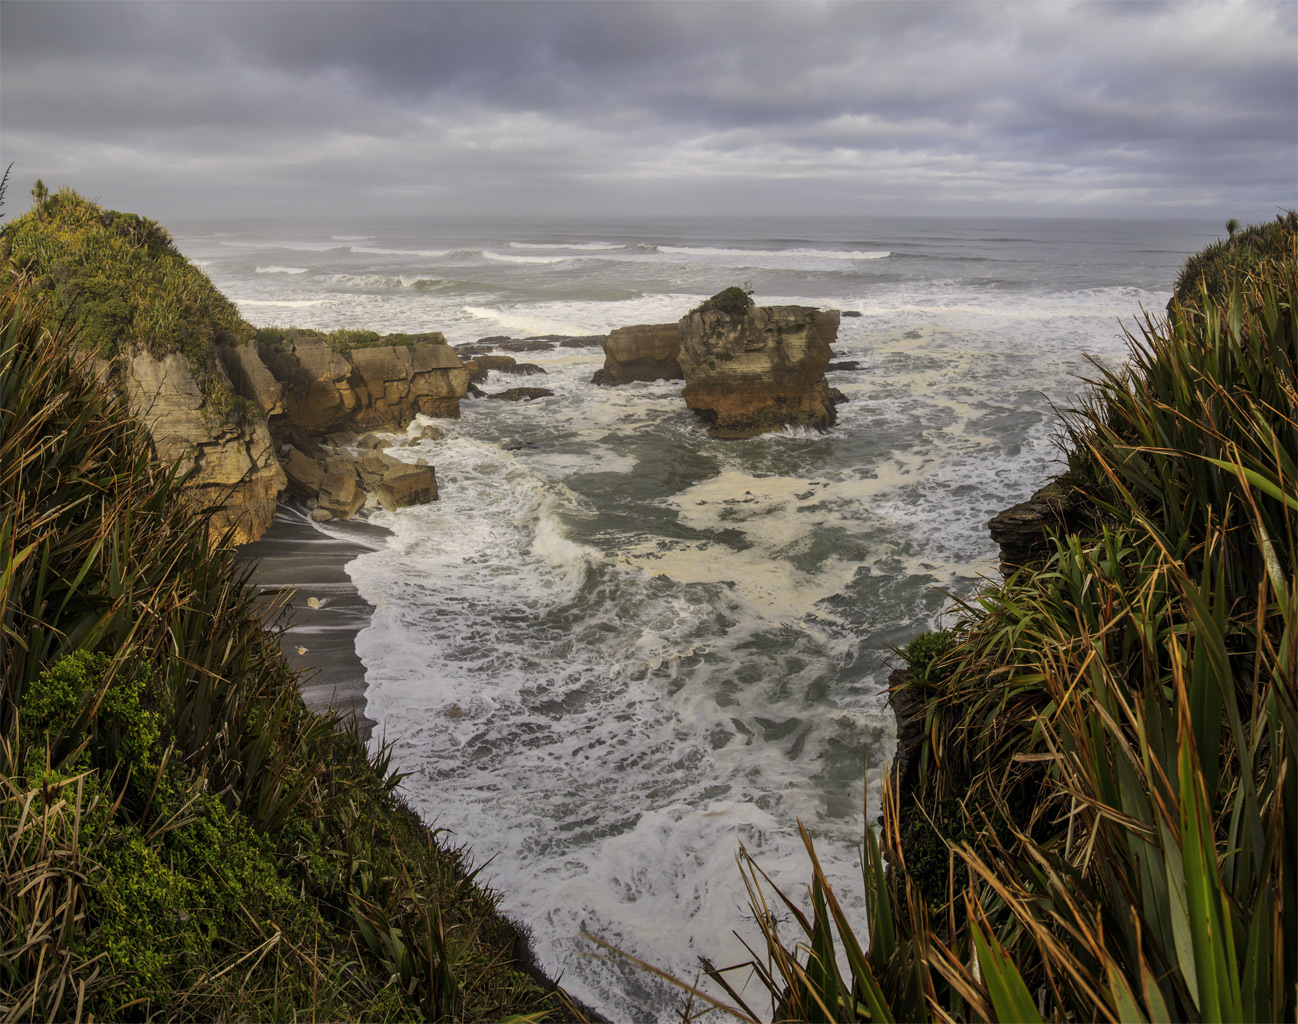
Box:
<box><xmin>173</xmin><ymin>213</ymin><xmax>1220</xmax><ymax>1020</ymax></box>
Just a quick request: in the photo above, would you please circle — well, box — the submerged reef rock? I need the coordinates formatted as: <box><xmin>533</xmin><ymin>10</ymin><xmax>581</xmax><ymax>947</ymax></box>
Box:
<box><xmin>486</xmin><ymin>386</ymin><xmax>555</xmax><ymax>402</ymax></box>
<box><xmin>464</xmin><ymin>354</ymin><xmax>548</xmax><ymax>381</ymax></box>
<box><xmin>591</xmin><ymin>323</ymin><xmax>683</xmax><ymax>385</ymax></box>
<box><xmin>677</xmin><ymin>305</ymin><xmax>841</xmax><ymax>438</ymax></box>
<box><xmin>125</xmin><ymin>347</ymin><xmax>286</xmax><ymax>545</ymax></box>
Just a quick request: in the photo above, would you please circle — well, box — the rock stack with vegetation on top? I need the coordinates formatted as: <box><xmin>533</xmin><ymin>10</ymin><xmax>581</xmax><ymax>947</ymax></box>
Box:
<box><xmin>677</xmin><ymin>286</ymin><xmax>842</xmax><ymax>438</ymax></box>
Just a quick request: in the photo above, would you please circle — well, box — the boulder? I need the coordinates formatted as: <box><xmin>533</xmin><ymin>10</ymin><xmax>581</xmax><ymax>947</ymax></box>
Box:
<box><xmin>592</xmin><ymin>324</ymin><xmax>683</xmax><ymax>385</ymax></box>
<box><xmin>317</xmin><ymin>461</ymin><xmax>366</xmax><ymax>519</ymax></box>
<box><xmin>677</xmin><ymin>306</ymin><xmax>840</xmax><ymax>438</ymax></box>
<box><xmin>282</xmin><ymin>447</ymin><xmax>326</xmax><ymax>496</ymax></box>
<box><xmin>373</xmin><ymin>460</ymin><xmax>438</xmax><ymax>511</ymax></box>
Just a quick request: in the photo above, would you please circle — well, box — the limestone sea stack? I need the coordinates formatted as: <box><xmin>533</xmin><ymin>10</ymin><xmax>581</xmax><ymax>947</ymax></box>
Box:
<box><xmin>677</xmin><ymin>305</ymin><xmax>841</xmax><ymax>438</ymax></box>
<box><xmin>591</xmin><ymin>324</ymin><xmax>683</xmax><ymax>385</ymax></box>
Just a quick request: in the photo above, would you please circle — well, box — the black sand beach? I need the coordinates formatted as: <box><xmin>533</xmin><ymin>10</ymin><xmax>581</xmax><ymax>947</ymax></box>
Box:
<box><xmin>237</xmin><ymin>503</ymin><xmax>388</xmax><ymax>740</ymax></box>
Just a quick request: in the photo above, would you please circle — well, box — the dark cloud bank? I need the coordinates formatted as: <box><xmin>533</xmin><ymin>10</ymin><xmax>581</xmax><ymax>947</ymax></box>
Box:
<box><xmin>2</xmin><ymin>0</ymin><xmax>1294</xmax><ymax>221</ymax></box>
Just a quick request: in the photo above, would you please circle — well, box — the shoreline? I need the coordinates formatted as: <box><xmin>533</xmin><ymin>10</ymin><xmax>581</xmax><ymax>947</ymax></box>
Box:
<box><xmin>237</xmin><ymin>501</ymin><xmax>610</xmax><ymax>1022</ymax></box>
<box><xmin>237</xmin><ymin>501</ymin><xmax>389</xmax><ymax>741</ymax></box>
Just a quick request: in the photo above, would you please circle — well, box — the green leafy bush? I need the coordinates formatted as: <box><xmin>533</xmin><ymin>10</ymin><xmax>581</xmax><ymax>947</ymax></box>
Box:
<box><xmin>899</xmin><ymin>629</ymin><xmax>955</xmax><ymax>683</ymax></box>
<box><xmin>689</xmin><ymin>285</ymin><xmax>755</xmax><ymax>318</ymax></box>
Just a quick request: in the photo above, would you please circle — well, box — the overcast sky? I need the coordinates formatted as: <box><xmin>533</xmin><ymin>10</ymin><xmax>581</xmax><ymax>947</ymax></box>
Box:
<box><xmin>2</xmin><ymin>1</ymin><xmax>1294</xmax><ymax>222</ymax></box>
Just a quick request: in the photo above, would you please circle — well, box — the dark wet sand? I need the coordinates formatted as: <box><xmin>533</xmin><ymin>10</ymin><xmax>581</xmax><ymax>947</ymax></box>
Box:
<box><xmin>237</xmin><ymin>503</ymin><xmax>389</xmax><ymax>740</ymax></box>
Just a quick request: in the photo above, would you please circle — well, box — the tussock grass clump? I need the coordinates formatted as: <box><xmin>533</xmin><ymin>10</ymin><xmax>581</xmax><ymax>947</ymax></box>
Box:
<box><xmin>0</xmin><ymin>289</ymin><xmax>572</xmax><ymax>1021</ymax></box>
<box><xmin>702</xmin><ymin>220</ymin><xmax>1297</xmax><ymax>1021</ymax></box>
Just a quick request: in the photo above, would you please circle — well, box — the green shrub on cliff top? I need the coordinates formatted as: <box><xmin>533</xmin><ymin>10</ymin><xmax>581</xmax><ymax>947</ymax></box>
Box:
<box><xmin>1173</xmin><ymin>209</ymin><xmax>1297</xmax><ymax>308</ymax></box>
<box><xmin>0</xmin><ymin>186</ymin><xmax>249</xmax><ymax>362</ymax></box>
<box><xmin>690</xmin><ymin>284</ymin><xmax>754</xmax><ymax>319</ymax></box>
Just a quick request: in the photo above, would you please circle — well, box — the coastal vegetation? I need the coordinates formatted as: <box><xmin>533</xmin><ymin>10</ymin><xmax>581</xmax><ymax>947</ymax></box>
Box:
<box><xmin>0</xmin><ymin>187</ymin><xmax>572</xmax><ymax>1020</ymax></box>
<box><xmin>689</xmin><ymin>284</ymin><xmax>755</xmax><ymax>319</ymax></box>
<box><xmin>702</xmin><ymin>215</ymin><xmax>1297</xmax><ymax>1021</ymax></box>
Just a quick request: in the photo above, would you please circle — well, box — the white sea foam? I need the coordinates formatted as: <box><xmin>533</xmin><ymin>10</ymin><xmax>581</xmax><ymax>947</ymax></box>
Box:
<box><xmin>658</xmin><ymin>245</ymin><xmax>890</xmax><ymax>261</ymax></box>
<box><xmin>323</xmin><ymin>273</ymin><xmax>452</xmax><ymax>291</ymax></box>
<box><xmin>234</xmin><ymin>298</ymin><xmax>330</xmax><ymax>309</ymax></box>
<box><xmin>218</xmin><ymin>239</ymin><xmax>341</xmax><ymax>252</ymax></box>
<box><xmin>350</xmin><ymin>245</ymin><xmax>451</xmax><ymax>258</ymax></box>
<box><xmin>482</xmin><ymin>250</ymin><xmax>572</xmax><ymax>264</ymax></box>
<box><xmin>331</xmin><ymin>234</ymin><xmax>374</xmax><ymax>241</ymax></box>
<box><xmin>510</xmin><ymin>241</ymin><xmax>624</xmax><ymax>251</ymax></box>
<box><xmin>255</xmin><ymin>265</ymin><xmax>309</xmax><ymax>275</ymax></box>
<box><xmin>461</xmin><ymin>305</ymin><xmax>592</xmax><ymax>337</ymax></box>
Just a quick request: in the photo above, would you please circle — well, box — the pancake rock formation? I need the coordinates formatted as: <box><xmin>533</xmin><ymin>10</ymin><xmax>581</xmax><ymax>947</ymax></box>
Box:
<box><xmin>126</xmin><ymin>347</ymin><xmax>286</xmax><ymax>545</ymax></box>
<box><xmin>253</xmin><ymin>333</ymin><xmax>470</xmax><ymax>444</ymax></box>
<box><xmin>677</xmin><ymin>305</ymin><xmax>841</xmax><ymax>438</ymax></box>
<box><xmin>591</xmin><ymin>323</ymin><xmax>683</xmax><ymax>385</ymax></box>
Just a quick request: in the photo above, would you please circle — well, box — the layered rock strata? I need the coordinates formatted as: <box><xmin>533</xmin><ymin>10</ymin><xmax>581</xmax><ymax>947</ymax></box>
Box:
<box><xmin>281</xmin><ymin>435</ymin><xmax>439</xmax><ymax>521</ymax></box>
<box><xmin>986</xmin><ymin>477</ymin><xmax>1090</xmax><ymax>576</ymax></box>
<box><xmin>125</xmin><ymin>348</ymin><xmax>286</xmax><ymax>545</ymax></box>
<box><xmin>591</xmin><ymin>324</ymin><xmax>683</xmax><ymax>385</ymax></box>
<box><xmin>164</xmin><ymin>336</ymin><xmax>472</xmax><ymax>538</ymax></box>
<box><xmin>677</xmin><ymin>306</ymin><xmax>841</xmax><ymax>438</ymax></box>
<box><xmin>255</xmin><ymin>336</ymin><xmax>469</xmax><ymax>443</ymax></box>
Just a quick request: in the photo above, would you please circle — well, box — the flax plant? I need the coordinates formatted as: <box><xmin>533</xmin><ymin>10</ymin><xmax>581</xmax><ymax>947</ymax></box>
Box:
<box><xmin>0</xmin><ymin>285</ymin><xmax>570</xmax><ymax>1020</ymax></box>
<box><xmin>703</xmin><ymin>219</ymin><xmax>1296</xmax><ymax>1021</ymax></box>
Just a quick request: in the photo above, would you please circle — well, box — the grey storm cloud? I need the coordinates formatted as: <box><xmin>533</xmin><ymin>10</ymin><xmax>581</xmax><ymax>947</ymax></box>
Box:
<box><xmin>1</xmin><ymin>0</ymin><xmax>1294</xmax><ymax>219</ymax></box>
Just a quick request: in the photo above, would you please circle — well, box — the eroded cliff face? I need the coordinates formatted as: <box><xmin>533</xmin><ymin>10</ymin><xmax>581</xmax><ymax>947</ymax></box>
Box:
<box><xmin>591</xmin><ymin>324</ymin><xmax>683</xmax><ymax>385</ymax></box>
<box><xmin>677</xmin><ymin>306</ymin><xmax>841</xmax><ymax>438</ymax></box>
<box><xmin>125</xmin><ymin>348</ymin><xmax>286</xmax><ymax>545</ymax></box>
<box><xmin>256</xmin><ymin>336</ymin><xmax>469</xmax><ymax>442</ymax></box>
<box><xmin>122</xmin><ymin>336</ymin><xmax>470</xmax><ymax>542</ymax></box>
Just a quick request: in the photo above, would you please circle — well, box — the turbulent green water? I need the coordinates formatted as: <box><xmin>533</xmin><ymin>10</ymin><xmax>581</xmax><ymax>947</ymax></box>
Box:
<box><xmin>177</xmin><ymin>213</ymin><xmax>1219</xmax><ymax>1020</ymax></box>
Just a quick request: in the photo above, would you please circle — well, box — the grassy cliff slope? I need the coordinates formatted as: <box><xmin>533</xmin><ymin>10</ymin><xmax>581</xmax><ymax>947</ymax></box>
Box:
<box><xmin>0</xmin><ymin>193</ymin><xmax>574</xmax><ymax>1019</ymax></box>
